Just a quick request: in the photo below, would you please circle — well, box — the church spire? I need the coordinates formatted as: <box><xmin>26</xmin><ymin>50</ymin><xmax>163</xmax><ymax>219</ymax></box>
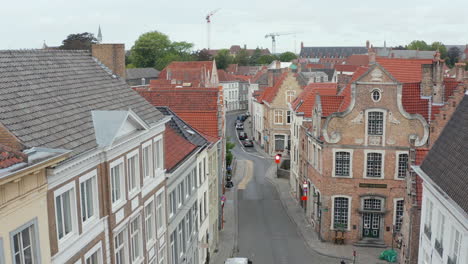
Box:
<box><xmin>97</xmin><ymin>25</ymin><xmax>102</xmax><ymax>43</ymax></box>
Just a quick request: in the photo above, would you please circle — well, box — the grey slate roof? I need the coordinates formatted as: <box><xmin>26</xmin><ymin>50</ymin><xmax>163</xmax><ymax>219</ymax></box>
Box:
<box><xmin>300</xmin><ymin>47</ymin><xmax>367</xmax><ymax>58</ymax></box>
<box><xmin>126</xmin><ymin>68</ymin><xmax>160</xmax><ymax>80</ymax></box>
<box><xmin>376</xmin><ymin>48</ymin><xmax>436</xmax><ymax>59</ymax></box>
<box><xmin>156</xmin><ymin>107</ymin><xmax>207</xmax><ymax>147</ymax></box>
<box><xmin>0</xmin><ymin>50</ymin><xmax>164</xmax><ymax>158</ymax></box>
<box><xmin>420</xmin><ymin>94</ymin><xmax>468</xmax><ymax>214</ymax></box>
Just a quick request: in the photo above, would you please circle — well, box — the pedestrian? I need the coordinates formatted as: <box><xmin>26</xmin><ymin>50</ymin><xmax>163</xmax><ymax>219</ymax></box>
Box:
<box><xmin>340</xmin><ymin>260</ymin><xmax>346</xmax><ymax>264</ymax></box>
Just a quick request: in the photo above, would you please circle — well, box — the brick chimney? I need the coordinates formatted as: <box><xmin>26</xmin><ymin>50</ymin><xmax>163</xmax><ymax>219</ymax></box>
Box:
<box><xmin>455</xmin><ymin>62</ymin><xmax>466</xmax><ymax>81</ymax></box>
<box><xmin>421</xmin><ymin>64</ymin><xmax>433</xmax><ymax>97</ymax></box>
<box><xmin>366</xmin><ymin>40</ymin><xmax>370</xmax><ymax>49</ymax></box>
<box><xmin>368</xmin><ymin>44</ymin><xmax>376</xmax><ymax>65</ymax></box>
<box><xmin>275</xmin><ymin>60</ymin><xmax>281</xmax><ymax>69</ymax></box>
<box><xmin>91</xmin><ymin>44</ymin><xmax>126</xmax><ymax>79</ymax></box>
<box><xmin>432</xmin><ymin>51</ymin><xmax>444</xmax><ymax>104</ymax></box>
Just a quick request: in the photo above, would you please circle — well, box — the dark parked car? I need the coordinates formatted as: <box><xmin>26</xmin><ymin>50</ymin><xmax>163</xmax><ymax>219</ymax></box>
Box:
<box><xmin>238</xmin><ymin>115</ymin><xmax>247</xmax><ymax>122</ymax></box>
<box><xmin>225</xmin><ymin>180</ymin><xmax>234</xmax><ymax>188</ymax></box>
<box><xmin>239</xmin><ymin>131</ymin><xmax>247</xmax><ymax>140</ymax></box>
<box><xmin>243</xmin><ymin>139</ymin><xmax>253</xmax><ymax>147</ymax></box>
<box><xmin>236</xmin><ymin>123</ymin><xmax>244</xmax><ymax>130</ymax></box>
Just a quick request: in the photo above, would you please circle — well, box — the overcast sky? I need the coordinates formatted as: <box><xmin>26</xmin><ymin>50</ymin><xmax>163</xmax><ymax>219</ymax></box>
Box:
<box><xmin>1</xmin><ymin>0</ymin><xmax>467</xmax><ymax>53</ymax></box>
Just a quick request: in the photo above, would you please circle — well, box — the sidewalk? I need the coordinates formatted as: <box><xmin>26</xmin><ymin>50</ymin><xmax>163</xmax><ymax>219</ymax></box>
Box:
<box><xmin>264</xmin><ymin>163</ymin><xmax>387</xmax><ymax>264</ymax></box>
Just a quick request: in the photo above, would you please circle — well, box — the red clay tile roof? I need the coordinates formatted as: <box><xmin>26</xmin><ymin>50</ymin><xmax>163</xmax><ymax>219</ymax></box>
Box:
<box><xmin>338</xmin><ymin>66</ymin><xmax>369</xmax><ymax>112</ymax></box>
<box><xmin>227</xmin><ymin>64</ymin><xmax>238</xmax><ymax>74</ymax></box>
<box><xmin>137</xmin><ymin>88</ymin><xmax>220</xmax><ymax>141</ymax></box>
<box><xmin>306</xmin><ymin>63</ymin><xmax>325</xmax><ymax>69</ymax></box>
<box><xmin>376</xmin><ymin>58</ymin><xmax>433</xmax><ymax>83</ymax></box>
<box><xmin>321</xmin><ymin>95</ymin><xmax>344</xmax><ymax>116</ymax></box>
<box><xmin>261</xmin><ymin>72</ymin><xmax>288</xmax><ymax>103</ymax></box>
<box><xmin>0</xmin><ymin>144</ymin><xmax>27</xmax><ymax>169</ymax></box>
<box><xmin>345</xmin><ymin>54</ymin><xmax>369</xmax><ymax>66</ymax></box>
<box><xmin>335</xmin><ymin>64</ymin><xmax>360</xmax><ymax>72</ymax></box>
<box><xmin>415</xmin><ymin>148</ymin><xmax>430</xmax><ymax>206</ymax></box>
<box><xmin>292</xmin><ymin>83</ymin><xmax>339</xmax><ymax>117</ymax></box>
<box><xmin>232</xmin><ymin>75</ymin><xmax>250</xmax><ymax>82</ymax></box>
<box><xmin>159</xmin><ymin>61</ymin><xmax>214</xmax><ymax>84</ymax></box>
<box><xmin>164</xmin><ymin>125</ymin><xmax>197</xmax><ymax>171</ymax></box>
<box><xmin>251</xmin><ymin>66</ymin><xmax>268</xmax><ymax>83</ymax></box>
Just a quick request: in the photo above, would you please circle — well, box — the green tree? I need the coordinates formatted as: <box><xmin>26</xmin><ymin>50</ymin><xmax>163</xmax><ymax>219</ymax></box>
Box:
<box><xmin>446</xmin><ymin>47</ymin><xmax>461</xmax><ymax>67</ymax></box>
<box><xmin>226</xmin><ymin>139</ymin><xmax>235</xmax><ymax>166</ymax></box>
<box><xmin>406</xmin><ymin>40</ymin><xmax>430</xmax><ymax>51</ymax></box>
<box><xmin>279</xmin><ymin>51</ymin><xmax>297</xmax><ymax>62</ymax></box>
<box><xmin>129</xmin><ymin>31</ymin><xmax>194</xmax><ymax>70</ymax></box>
<box><xmin>249</xmin><ymin>48</ymin><xmax>262</xmax><ymax>65</ymax></box>
<box><xmin>234</xmin><ymin>49</ymin><xmax>249</xmax><ymax>66</ymax></box>
<box><xmin>215</xmin><ymin>49</ymin><xmax>233</xmax><ymax>70</ymax></box>
<box><xmin>60</xmin><ymin>32</ymin><xmax>97</xmax><ymax>50</ymax></box>
<box><xmin>257</xmin><ymin>54</ymin><xmax>277</xmax><ymax>65</ymax></box>
<box><xmin>194</xmin><ymin>49</ymin><xmax>212</xmax><ymax>61</ymax></box>
<box><xmin>430</xmin><ymin>42</ymin><xmax>447</xmax><ymax>58</ymax></box>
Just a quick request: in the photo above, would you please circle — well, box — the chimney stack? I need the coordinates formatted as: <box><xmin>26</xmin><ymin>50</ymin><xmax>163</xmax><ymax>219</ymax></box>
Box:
<box><xmin>301</xmin><ymin>41</ymin><xmax>304</xmax><ymax>50</ymax></box>
<box><xmin>366</xmin><ymin>40</ymin><xmax>370</xmax><ymax>49</ymax></box>
<box><xmin>268</xmin><ymin>71</ymin><xmax>274</xmax><ymax>87</ymax></box>
<box><xmin>421</xmin><ymin>64</ymin><xmax>433</xmax><ymax>97</ymax></box>
<box><xmin>368</xmin><ymin>44</ymin><xmax>376</xmax><ymax>65</ymax></box>
<box><xmin>455</xmin><ymin>62</ymin><xmax>466</xmax><ymax>81</ymax></box>
<box><xmin>275</xmin><ymin>60</ymin><xmax>281</xmax><ymax>69</ymax></box>
<box><xmin>432</xmin><ymin>54</ymin><xmax>444</xmax><ymax>104</ymax></box>
<box><xmin>92</xmin><ymin>44</ymin><xmax>126</xmax><ymax>79</ymax></box>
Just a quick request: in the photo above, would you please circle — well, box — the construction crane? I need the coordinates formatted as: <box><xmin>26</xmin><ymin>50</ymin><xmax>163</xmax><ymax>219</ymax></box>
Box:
<box><xmin>206</xmin><ymin>8</ymin><xmax>220</xmax><ymax>50</ymax></box>
<box><xmin>265</xmin><ymin>32</ymin><xmax>296</xmax><ymax>54</ymax></box>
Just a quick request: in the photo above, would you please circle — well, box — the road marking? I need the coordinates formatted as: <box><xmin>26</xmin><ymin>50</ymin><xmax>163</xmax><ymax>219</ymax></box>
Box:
<box><xmin>237</xmin><ymin>160</ymin><xmax>253</xmax><ymax>189</ymax></box>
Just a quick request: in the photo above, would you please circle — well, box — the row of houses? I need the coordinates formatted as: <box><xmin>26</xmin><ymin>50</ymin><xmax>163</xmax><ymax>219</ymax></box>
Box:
<box><xmin>247</xmin><ymin>44</ymin><xmax>467</xmax><ymax>263</ymax></box>
<box><xmin>0</xmin><ymin>44</ymin><xmax>225</xmax><ymax>264</ymax></box>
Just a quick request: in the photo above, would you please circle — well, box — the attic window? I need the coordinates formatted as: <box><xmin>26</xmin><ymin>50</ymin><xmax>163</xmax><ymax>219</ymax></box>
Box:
<box><xmin>371</xmin><ymin>89</ymin><xmax>381</xmax><ymax>102</ymax></box>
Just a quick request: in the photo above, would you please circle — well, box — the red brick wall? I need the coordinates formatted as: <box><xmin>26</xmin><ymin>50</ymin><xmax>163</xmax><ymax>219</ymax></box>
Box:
<box><xmin>91</xmin><ymin>44</ymin><xmax>126</xmax><ymax>79</ymax></box>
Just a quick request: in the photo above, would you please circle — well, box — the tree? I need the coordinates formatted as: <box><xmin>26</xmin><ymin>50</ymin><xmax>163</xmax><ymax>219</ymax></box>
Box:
<box><xmin>60</xmin><ymin>32</ymin><xmax>97</xmax><ymax>50</ymax></box>
<box><xmin>279</xmin><ymin>51</ymin><xmax>297</xmax><ymax>62</ymax></box>
<box><xmin>393</xmin><ymin>45</ymin><xmax>407</xmax><ymax>50</ymax></box>
<box><xmin>215</xmin><ymin>49</ymin><xmax>233</xmax><ymax>70</ymax></box>
<box><xmin>234</xmin><ymin>49</ymin><xmax>249</xmax><ymax>66</ymax></box>
<box><xmin>226</xmin><ymin>139</ymin><xmax>235</xmax><ymax>166</ymax></box>
<box><xmin>249</xmin><ymin>48</ymin><xmax>262</xmax><ymax>65</ymax></box>
<box><xmin>194</xmin><ymin>49</ymin><xmax>212</xmax><ymax>61</ymax></box>
<box><xmin>257</xmin><ymin>54</ymin><xmax>277</xmax><ymax>65</ymax></box>
<box><xmin>446</xmin><ymin>47</ymin><xmax>461</xmax><ymax>67</ymax></box>
<box><xmin>430</xmin><ymin>42</ymin><xmax>447</xmax><ymax>59</ymax></box>
<box><xmin>406</xmin><ymin>40</ymin><xmax>430</xmax><ymax>51</ymax></box>
<box><xmin>129</xmin><ymin>31</ymin><xmax>195</xmax><ymax>70</ymax></box>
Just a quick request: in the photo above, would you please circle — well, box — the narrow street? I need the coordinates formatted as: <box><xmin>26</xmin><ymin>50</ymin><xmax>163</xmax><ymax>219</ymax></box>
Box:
<box><xmin>226</xmin><ymin>112</ymin><xmax>335</xmax><ymax>264</ymax></box>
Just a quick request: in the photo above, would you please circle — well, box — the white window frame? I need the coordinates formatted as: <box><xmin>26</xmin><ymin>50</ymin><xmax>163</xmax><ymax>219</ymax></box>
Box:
<box><xmin>371</xmin><ymin>88</ymin><xmax>382</xmax><ymax>102</ymax></box>
<box><xmin>156</xmin><ymin>188</ymin><xmax>166</xmax><ymax>236</ymax></box>
<box><xmin>142</xmin><ymin>140</ymin><xmax>153</xmax><ymax>181</ymax></box>
<box><xmin>274</xmin><ymin>110</ymin><xmax>284</xmax><ymax>124</ymax></box>
<box><xmin>393</xmin><ymin>198</ymin><xmax>404</xmax><ymax>232</ymax></box>
<box><xmin>169</xmin><ymin>190</ymin><xmax>176</xmax><ymax>219</ymax></box>
<box><xmin>395</xmin><ymin>151</ymin><xmax>409</xmax><ymax>180</ymax></box>
<box><xmin>9</xmin><ymin>218</ymin><xmax>41</xmax><ymax>264</ymax></box>
<box><xmin>286</xmin><ymin>90</ymin><xmax>296</xmax><ymax>103</ymax></box>
<box><xmin>114</xmin><ymin>227</ymin><xmax>128</xmax><ymax>264</ymax></box>
<box><xmin>79</xmin><ymin>170</ymin><xmax>99</xmax><ymax>229</ymax></box>
<box><xmin>126</xmin><ymin>149</ymin><xmax>140</xmax><ymax>198</ymax></box>
<box><xmin>158</xmin><ymin>244</ymin><xmax>166</xmax><ymax>264</ymax></box>
<box><xmin>332</xmin><ymin>149</ymin><xmax>353</xmax><ymax>178</ymax></box>
<box><xmin>449</xmin><ymin>226</ymin><xmax>461</xmax><ymax>264</ymax></box>
<box><xmin>110</xmin><ymin>157</ymin><xmax>126</xmax><ymax>212</ymax></box>
<box><xmin>153</xmin><ymin>136</ymin><xmax>164</xmax><ymax>176</ymax></box>
<box><xmin>363</xmin><ymin>150</ymin><xmax>385</xmax><ymax>179</ymax></box>
<box><xmin>144</xmin><ymin>198</ymin><xmax>156</xmax><ymax>248</ymax></box>
<box><xmin>54</xmin><ymin>181</ymin><xmax>78</xmax><ymax>246</ymax></box>
<box><xmin>286</xmin><ymin>110</ymin><xmax>292</xmax><ymax>124</ymax></box>
<box><xmin>130</xmin><ymin>215</ymin><xmax>143</xmax><ymax>263</ymax></box>
<box><xmin>365</xmin><ymin>109</ymin><xmax>387</xmax><ymax>145</ymax></box>
<box><xmin>331</xmin><ymin>195</ymin><xmax>352</xmax><ymax>231</ymax></box>
<box><xmin>84</xmin><ymin>241</ymin><xmax>103</xmax><ymax>264</ymax></box>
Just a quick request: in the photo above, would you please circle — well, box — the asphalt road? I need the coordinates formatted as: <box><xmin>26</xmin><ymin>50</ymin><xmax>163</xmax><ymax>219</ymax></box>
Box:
<box><xmin>226</xmin><ymin>112</ymin><xmax>335</xmax><ymax>264</ymax></box>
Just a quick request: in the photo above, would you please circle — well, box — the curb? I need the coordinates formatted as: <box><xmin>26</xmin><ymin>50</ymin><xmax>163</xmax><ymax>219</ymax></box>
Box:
<box><xmin>263</xmin><ymin>166</ymin><xmax>353</xmax><ymax>261</ymax></box>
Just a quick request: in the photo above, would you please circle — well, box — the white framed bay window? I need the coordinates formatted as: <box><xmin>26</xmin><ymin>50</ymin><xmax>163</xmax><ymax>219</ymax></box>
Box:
<box><xmin>110</xmin><ymin>158</ymin><xmax>126</xmax><ymax>212</ymax></box>
<box><xmin>156</xmin><ymin>189</ymin><xmax>166</xmax><ymax>236</ymax></box>
<box><xmin>79</xmin><ymin>170</ymin><xmax>99</xmax><ymax>228</ymax></box>
<box><xmin>130</xmin><ymin>216</ymin><xmax>143</xmax><ymax>263</ymax></box>
<box><xmin>54</xmin><ymin>181</ymin><xmax>78</xmax><ymax>245</ymax></box>
<box><xmin>127</xmin><ymin>149</ymin><xmax>140</xmax><ymax>197</ymax></box>
<box><xmin>142</xmin><ymin>140</ymin><xmax>153</xmax><ymax>181</ymax></box>
<box><xmin>153</xmin><ymin>136</ymin><xmax>164</xmax><ymax>175</ymax></box>
<box><xmin>144</xmin><ymin>198</ymin><xmax>156</xmax><ymax>246</ymax></box>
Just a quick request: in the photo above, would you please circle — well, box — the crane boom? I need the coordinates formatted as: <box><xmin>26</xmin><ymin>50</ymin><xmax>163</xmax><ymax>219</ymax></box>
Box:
<box><xmin>264</xmin><ymin>32</ymin><xmax>297</xmax><ymax>54</ymax></box>
<box><xmin>206</xmin><ymin>8</ymin><xmax>220</xmax><ymax>50</ymax></box>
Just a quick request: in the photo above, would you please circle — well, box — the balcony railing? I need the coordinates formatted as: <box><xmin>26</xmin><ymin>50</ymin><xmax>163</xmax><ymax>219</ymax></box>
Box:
<box><xmin>434</xmin><ymin>239</ymin><xmax>443</xmax><ymax>257</ymax></box>
<box><xmin>424</xmin><ymin>225</ymin><xmax>432</xmax><ymax>239</ymax></box>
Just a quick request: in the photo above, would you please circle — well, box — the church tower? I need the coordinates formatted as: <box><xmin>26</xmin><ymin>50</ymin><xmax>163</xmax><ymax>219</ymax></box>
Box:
<box><xmin>97</xmin><ymin>25</ymin><xmax>102</xmax><ymax>43</ymax></box>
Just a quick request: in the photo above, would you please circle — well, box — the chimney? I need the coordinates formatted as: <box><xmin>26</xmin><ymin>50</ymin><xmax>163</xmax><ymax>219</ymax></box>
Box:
<box><xmin>301</xmin><ymin>41</ymin><xmax>304</xmax><ymax>50</ymax></box>
<box><xmin>421</xmin><ymin>64</ymin><xmax>433</xmax><ymax>97</ymax></box>
<box><xmin>244</xmin><ymin>44</ymin><xmax>247</xmax><ymax>49</ymax></box>
<box><xmin>432</xmin><ymin>55</ymin><xmax>444</xmax><ymax>104</ymax></box>
<box><xmin>366</xmin><ymin>40</ymin><xmax>370</xmax><ymax>49</ymax></box>
<box><xmin>368</xmin><ymin>44</ymin><xmax>376</xmax><ymax>65</ymax></box>
<box><xmin>275</xmin><ymin>60</ymin><xmax>281</xmax><ymax>69</ymax></box>
<box><xmin>455</xmin><ymin>62</ymin><xmax>466</xmax><ymax>81</ymax></box>
<box><xmin>268</xmin><ymin>71</ymin><xmax>274</xmax><ymax>87</ymax></box>
<box><xmin>92</xmin><ymin>44</ymin><xmax>126</xmax><ymax>79</ymax></box>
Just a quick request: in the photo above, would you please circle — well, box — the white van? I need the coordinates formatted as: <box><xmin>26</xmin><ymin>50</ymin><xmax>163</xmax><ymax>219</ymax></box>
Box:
<box><xmin>224</xmin><ymin>257</ymin><xmax>252</xmax><ymax>264</ymax></box>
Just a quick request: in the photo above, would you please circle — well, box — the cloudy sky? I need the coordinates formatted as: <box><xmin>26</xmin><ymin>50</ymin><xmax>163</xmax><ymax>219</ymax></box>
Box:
<box><xmin>1</xmin><ymin>0</ymin><xmax>467</xmax><ymax>53</ymax></box>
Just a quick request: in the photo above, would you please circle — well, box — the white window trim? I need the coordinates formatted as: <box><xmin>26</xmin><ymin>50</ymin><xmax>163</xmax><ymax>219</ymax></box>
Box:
<box><xmin>155</xmin><ymin>188</ymin><xmax>166</xmax><ymax>236</ymax></box>
<box><xmin>393</xmin><ymin>198</ymin><xmax>404</xmax><ymax>231</ymax></box>
<box><xmin>126</xmin><ymin>149</ymin><xmax>140</xmax><ymax>199</ymax></box>
<box><xmin>84</xmin><ymin>241</ymin><xmax>103</xmax><ymax>264</ymax></box>
<box><xmin>110</xmin><ymin>157</ymin><xmax>126</xmax><ymax>213</ymax></box>
<box><xmin>332</xmin><ymin>149</ymin><xmax>353</xmax><ymax>178</ymax></box>
<box><xmin>394</xmin><ymin>151</ymin><xmax>409</xmax><ymax>180</ymax></box>
<box><xmin>286</xmin><ymin>90</ymin><xmax>296</xmax><ymax>103</ymax></box>
<box><xmin>130</xmin><ymin>215</ymin><xmax>143</xmax><ymax>264</ymax></box>
<box><xmin>363</xmin><ymin>149</ymin><xmax>385</xmax><ymax>179</ymax></box>
<box><xmin>142</xmin><ymin>140</ymin><xmax>153</xmax><ymax>182</ymax></box>
<box><xmin>79</xmin><ymin>169</ymin><xmax>99</xmax><ymax>230</ymax></box>
<box><xmin>317</xmin><ymin>145</ymin><xmax>323</xmax><ymax>174</ymax></box>
<box><xmin>144</xmin><ymin>197</ymin><xmax>156</xmax><ymax>249</ymax></box>
<box><xmin>168</xmin><ymin>190</ymin><xmax>176</xmax><ymax>219</ymax></box>
<box><xmin>286</xmin><ymin>110</ymin><xmax>292</xmax><ymax>124</ymax></box>
<box><xmin>364</xmin><ymin>108</ymin><xmax>387</xmax><ymax>147</ymax></box>
<box><xmin>113</xmin><ymin>228</ymin><xmax>129</xmax><ymax>264</ymax></box>
<box><xmin>331</xmin><ymin>195</ymin><xmax>352</xmax><ymax>231</ymax></box>
<box><xmin>274</xmin><ymin>110</ymin><xmax>284</xmax><ymax>125</ymax></box>
<box><xmin>153</xmin><ymin>135</ymin><xmax>164</xmax><ymax>177</ymax></box>
<box><xmin>9</xmin><ymin>218</ymin><xmax>41</xmax><ymax>264</ymax></box>
<box><xmin>371</xmin><ymin>88</ymin><xmax>382</xmax><ymax>103</ymax></box>
<box><xmin>54</xmin><ymin>181</ymin><xmax>78</xmax><ymax>247</ymax></box>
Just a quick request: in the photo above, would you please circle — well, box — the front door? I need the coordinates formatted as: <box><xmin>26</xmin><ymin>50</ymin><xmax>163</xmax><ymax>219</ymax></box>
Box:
<box><xmin>363</xmin><ymin>213</ymin><xmax>380</xmax><ymax>238</ymax></box>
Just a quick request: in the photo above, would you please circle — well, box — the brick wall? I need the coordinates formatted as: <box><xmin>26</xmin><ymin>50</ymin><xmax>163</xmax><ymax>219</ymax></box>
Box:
<box><xmin>0</xmin><ymin>124</ymin><xmax>23</xmax><ymax>150</ymax></box>
<box><xmin>91</xmin><ymin>44</ymin><xmax>126</xmax><ymax>79</ymax></box>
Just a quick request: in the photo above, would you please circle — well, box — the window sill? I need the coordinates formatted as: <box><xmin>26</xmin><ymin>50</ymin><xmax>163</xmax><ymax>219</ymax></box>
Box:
<box><xmin>333</xmin><ymin>175</ymin><xmax>352</xmax><ymax>178</ymax></box>
<box><xmin>128</xmin><ymin>189</ymin><xmax>140</xmax><ymax>200</ymax></box>
<box><xmin>82</xmin><ymin>216</ymin><xmax>99</xmax><ymax>232</ymax></box>
<box><xmin>146</xmin><ymin>239</ymin><xmax>156</xmax><ymax>250</ymax></box>
<box><xmin>57</xmin><ymin>232</ymin><xmax>78</xmax><ymax>252</ymax></box>
<box><xmin>363</xmin><ymin>176</ymin><xmax>385</xmax><ymax>180</ymax></box>
<box><xmin>111</xmin><ymin>199</ymin><xmax>127</xmax><ymax>213</ymax></box>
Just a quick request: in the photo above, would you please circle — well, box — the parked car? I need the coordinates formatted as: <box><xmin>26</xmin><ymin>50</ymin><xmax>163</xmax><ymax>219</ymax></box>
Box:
<box><xmin>238</xmin><ymin>131</ymin><xmax>247</xmax><ymax>140</ymax></box>
<box><xmin>236</xmin><ymin>123</ymin><xmax>244</xmax><ymax>130</ymax></box>
<box><xmin>225</xmin><ymin>258</ymin><xmax>252</xmax><ymax>264</ymax></box>
<box><xmin>243</xmin><ymin>139</ymin><xmax>253</xmax><ymax>147</ymax></box>
<box><xmin>225</xmin><ymin>179</ymin><xmax>234</xmax><ymax>188</ymax></box>
<box><xmin>238</xmin><ymin>115</ymin><xmax>247</xmax><ymax>122</ymax></box>
<box><xmin>235</xmin><ymin>120</ymin><xmax>243</xmax><ymax>126</ymax></box>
